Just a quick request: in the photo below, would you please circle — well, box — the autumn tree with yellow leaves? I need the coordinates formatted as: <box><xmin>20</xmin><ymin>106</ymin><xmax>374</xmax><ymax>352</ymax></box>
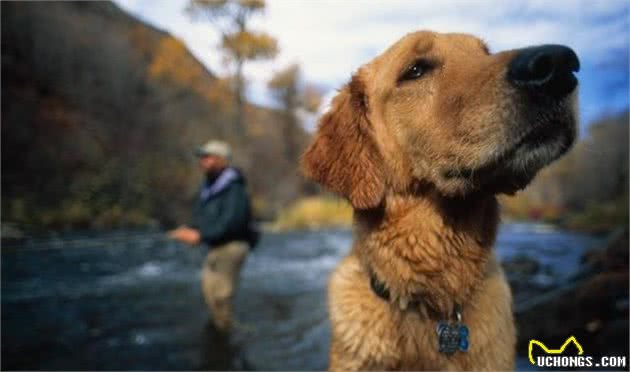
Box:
<box><xmin>186</xmin><ymin>0</ymin><xmax>278</xmax><ymax>138</ymax></box>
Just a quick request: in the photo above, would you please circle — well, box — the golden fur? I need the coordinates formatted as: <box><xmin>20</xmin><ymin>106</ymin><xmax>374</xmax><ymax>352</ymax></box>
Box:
<box><xmin>302</xmin><ymin>31</ymin><xmax>577</xmax><ymax>370</ymax></box>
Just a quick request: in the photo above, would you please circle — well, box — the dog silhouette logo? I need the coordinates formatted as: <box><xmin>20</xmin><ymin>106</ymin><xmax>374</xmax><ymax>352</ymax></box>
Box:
<box><xmin>528</xmin><ymin>336</ymin><xmax>584</xmax><ymax>365</ymax></box>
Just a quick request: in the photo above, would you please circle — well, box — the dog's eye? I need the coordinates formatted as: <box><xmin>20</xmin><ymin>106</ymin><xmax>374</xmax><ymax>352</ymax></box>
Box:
<box><xmin>399</xmin><ymin>59</ymin><xmax>433</xmax><ymax>82</ymax></box>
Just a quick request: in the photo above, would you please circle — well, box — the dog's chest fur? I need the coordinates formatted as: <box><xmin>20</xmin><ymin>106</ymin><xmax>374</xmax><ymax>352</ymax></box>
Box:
<box><xmin>327</xmin><ymin>194</ymin><xmax>516</xmax><ymax>370</ymax></box>
<box><xmin>356</xmin><ymin>193</ymin><xmax>498</xmax><ymax>313</ymax></box>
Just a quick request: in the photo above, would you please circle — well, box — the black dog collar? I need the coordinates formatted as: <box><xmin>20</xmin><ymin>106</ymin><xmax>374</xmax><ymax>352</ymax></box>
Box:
<box><xmin>368</xmin><ymin>269</ymin><xmax>469</xmax><ymax>355</ymax></box>
<box><xmin>369</xmin><ymin>270</ymin><xmax>391</xmax><ymax>301</ymax></box>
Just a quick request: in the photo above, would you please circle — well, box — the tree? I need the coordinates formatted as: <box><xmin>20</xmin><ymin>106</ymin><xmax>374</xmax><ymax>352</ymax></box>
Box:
<box><xmin>186</xmin><ymin>0</ymin><xmax>278</xmax><ymax>138</ymax></box>
<box><xmin>268</xmin><ymin>64</ymin><xmax>300</xmax><ymax>161</ymax></box>
<box><xmin>268</xmin><ymin>64</ymin><xmax>322</xmax><ymax>162</ymax></box>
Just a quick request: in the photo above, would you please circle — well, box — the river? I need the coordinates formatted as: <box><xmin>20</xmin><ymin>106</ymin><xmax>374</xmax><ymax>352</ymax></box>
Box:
<box><xmin>1</xmin><ymin>223</ymin><xmax>600</xmax><ymax>370</ymax></box>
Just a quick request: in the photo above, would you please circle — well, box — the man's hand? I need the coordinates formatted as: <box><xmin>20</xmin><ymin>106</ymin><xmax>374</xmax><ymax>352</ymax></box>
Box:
<box><xmin>167</xmin><ymin>226</ymin><xmax>201</xmax><ymax>246</ymax></box>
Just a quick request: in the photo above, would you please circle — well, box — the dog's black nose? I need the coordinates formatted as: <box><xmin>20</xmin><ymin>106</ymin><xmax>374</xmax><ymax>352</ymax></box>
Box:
<box><xmin>508</xmin><ymin>45</ymin><xmax>580</xmax><ymax>97</ymax></box>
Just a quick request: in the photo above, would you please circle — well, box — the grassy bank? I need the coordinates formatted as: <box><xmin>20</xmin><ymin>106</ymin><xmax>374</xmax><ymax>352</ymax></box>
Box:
<box><xmin>274</xmin><ymin>194</ymin><xmax>628</xmax><ymax>233</ymax></box>
<box><xmin>562</xmin><ymin>196</ymin><xmax>629</xmax><ymax>233</ymax></box>
<box><xmin>500</xmin><ymin>194</ymin><xmax>628</xmax><ymax>233</ymax></box>
<box><xmin>273</xmin><ymin>196</ymin><xmax>353</xmax><ymax>231</ymax></box>
<box><xmin>4</xmin><ymin>198</ymin><xmax>156</xmax><ymax>230</ymax></box>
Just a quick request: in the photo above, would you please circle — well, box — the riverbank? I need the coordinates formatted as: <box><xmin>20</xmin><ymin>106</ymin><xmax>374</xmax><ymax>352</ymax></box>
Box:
<box><xmin>514</xmin><ymin>227</ymin><xmax>629</xmax><ymax>367</ymax></box>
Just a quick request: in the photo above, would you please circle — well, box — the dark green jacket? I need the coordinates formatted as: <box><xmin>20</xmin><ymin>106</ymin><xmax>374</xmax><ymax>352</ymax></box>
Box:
<box><xmin>191</xmin><ymin>168</ymin><xmax>257</xmax><ymax>247</ymax></box>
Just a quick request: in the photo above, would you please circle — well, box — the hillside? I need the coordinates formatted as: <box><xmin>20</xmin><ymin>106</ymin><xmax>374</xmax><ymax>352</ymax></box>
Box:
<box><xmin>1</xmin><ymin>1</ymin><xmax>305</xmax><ymax>228</ymax></box>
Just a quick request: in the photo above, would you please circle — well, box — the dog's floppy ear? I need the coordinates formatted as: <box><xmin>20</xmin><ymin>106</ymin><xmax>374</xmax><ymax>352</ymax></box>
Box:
<box><xmin>301</xmin><ymin>75</ymin><xmax>385</xmax><ymax>209</ymax></box>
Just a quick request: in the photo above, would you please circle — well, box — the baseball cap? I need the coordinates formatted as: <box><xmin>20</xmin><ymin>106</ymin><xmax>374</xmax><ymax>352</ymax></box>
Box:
<box><xmin>195</xmin><ymin>140</ymin><xmax>232</xmax><ymax>161</ymax></box>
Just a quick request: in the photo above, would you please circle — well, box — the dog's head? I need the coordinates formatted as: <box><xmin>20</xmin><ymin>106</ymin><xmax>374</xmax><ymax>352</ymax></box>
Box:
<box><xmin>302</xmin><ymin>31</ymin><xmax>579</xmax><ymax>209</ymax></box>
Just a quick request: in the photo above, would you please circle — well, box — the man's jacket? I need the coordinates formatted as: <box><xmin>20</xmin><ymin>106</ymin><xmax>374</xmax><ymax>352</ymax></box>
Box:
<box><xmin>191</xmin><ymin>167</ymin><xmax>258</xmax><ymax>248</ymax></box>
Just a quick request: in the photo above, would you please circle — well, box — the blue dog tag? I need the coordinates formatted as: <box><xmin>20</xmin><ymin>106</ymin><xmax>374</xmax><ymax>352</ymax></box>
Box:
<box><xmin>437</xmin><ymin>322</ymin><xmax>469</xmax><ymax>355</ymax></box>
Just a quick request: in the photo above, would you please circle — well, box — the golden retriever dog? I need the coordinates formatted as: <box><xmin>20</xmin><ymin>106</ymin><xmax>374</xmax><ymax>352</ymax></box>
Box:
<box><xmin>302</xmin><ymin>31</ymin><xmax>579</xmax><ymax>370</ymax></box>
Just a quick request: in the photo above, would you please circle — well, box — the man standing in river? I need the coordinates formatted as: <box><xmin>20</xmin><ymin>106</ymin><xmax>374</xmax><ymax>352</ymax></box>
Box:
<box><xmin>168</xmin><ymin>140</ymin><xmax>257</xmax><ymax>332</ymax></box>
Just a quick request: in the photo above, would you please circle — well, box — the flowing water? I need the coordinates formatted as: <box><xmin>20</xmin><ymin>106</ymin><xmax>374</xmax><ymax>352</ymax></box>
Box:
<box><xmin>1</xmin><ymin>223</ymin><xmax>600</xmax><ymax>370</ymax></box>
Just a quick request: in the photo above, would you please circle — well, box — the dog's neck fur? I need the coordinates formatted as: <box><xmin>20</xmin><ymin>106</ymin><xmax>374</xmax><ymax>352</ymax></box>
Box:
<box><xmin>353</xmin><ymin>189</ymin><xmax>499</xmax><ymax>318</ymax></box>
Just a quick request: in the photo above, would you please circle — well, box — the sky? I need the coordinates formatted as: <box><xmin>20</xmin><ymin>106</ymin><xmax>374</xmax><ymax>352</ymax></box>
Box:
<box><xmin>115</xmin><ymin>0</ymin><xmax>629</xmax><ymax>133</ymax></box>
